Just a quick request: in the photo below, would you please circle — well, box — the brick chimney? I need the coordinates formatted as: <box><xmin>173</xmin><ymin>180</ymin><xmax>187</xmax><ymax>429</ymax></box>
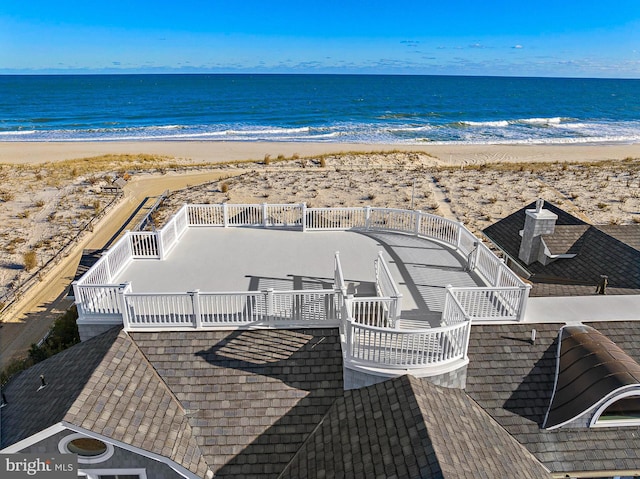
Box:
<box><xmin>518</xmin><ymin>199</ymin><xmax>558</xmax><ymax>265</ymax></box>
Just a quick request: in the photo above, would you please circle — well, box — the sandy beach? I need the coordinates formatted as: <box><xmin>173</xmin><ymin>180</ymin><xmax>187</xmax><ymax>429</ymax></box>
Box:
<box><xmin>2</xmin><ymin>140</ymin><xmax>640</xmax><ymax>165</ymax></box>
<box><xmin>0</xmin><ymin>140</ymin><xmax>639</xmax><ymax>366</ymax></box>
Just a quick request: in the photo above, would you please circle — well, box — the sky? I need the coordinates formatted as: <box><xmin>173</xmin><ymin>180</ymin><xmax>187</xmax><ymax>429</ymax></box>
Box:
<box><xmin>1</xmin><ymin>0</ymin><xmax>640</xmax><ymax>78</ymax></box>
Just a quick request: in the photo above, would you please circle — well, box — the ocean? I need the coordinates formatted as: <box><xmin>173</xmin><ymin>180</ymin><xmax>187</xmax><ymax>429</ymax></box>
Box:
<box><xmin>1</xmin><ymin>74</ymin><xmax>640</xmax><ymax>145</ymax></box>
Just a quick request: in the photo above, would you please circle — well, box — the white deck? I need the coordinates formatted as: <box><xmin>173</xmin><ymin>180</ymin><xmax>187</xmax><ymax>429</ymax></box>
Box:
<box><xmin>114</xmin><ymin>228</ymin><xmax>484</xmax><ymax>326</ymax></box>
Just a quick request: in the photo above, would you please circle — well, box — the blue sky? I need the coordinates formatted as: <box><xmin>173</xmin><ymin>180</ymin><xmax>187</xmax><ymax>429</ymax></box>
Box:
<box><xmin>1</xmin><ymin>0</ymin><xmax>639</xmax><ymax>77</ymax></box>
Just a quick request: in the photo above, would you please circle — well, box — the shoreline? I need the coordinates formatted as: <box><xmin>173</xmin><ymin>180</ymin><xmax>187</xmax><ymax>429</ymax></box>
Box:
<box><xmin>1</xmin><ymin>141</ymin><xmax>639</xmax><ymax>165</ymax></box>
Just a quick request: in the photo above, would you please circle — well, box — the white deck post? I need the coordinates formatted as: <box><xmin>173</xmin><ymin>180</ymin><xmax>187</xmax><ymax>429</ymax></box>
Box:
<box><xmin>191</xmin><ymin>290</ymin><xmax>202</xmax><ymax>329</ymax></box>
<box><xmin>157</xmin><ymin>231</ymin><xmax>165</xmax><ymax>260</ymax></box>
<box><xmin>223</xmin><ymin>203</ymin><xmax>229</xmax><ymax>227</ymax></box>
<box><xmin>266</xmin><ymin>288</ymin><xmax>275</xmax><ymax>321</ymax></box>
<box><xmin>301</xmin><ymin>202</ymin><xmax>307</xmax><ymax>231</ymax></box>
<box><xmin>442</xmin><ymin>284</ymin><xmax>454</xmax><ymax>326</ymax></box>
<box><xmin>365</xmin><ymin>206</ymin><xmax>371</xmax><ymax>230</ymax></box>
<box><xmin>118</xmin><ymin>282</ymin><xmax>131</xmax><ymax>330</ymax></box>
<box><xmin>414</xmin><ymin>210</ymin><xmax>422</xmax><ymax>236</ymax></box>
<box><xmin>517</xmin><ymin>284</ymin><xmax>532</xmax><ymax>322</ymax></box>
<box><xmin>71</xmin><ymin>281</ymin><xmax>83</xmax><ymax>318</ymax></box>
<box><xmin>495</xmin><ymin>259</ymin><xmax>505</xmax><ymax>287</ymax></box>
<box><xmin>262</xmin><ymin>203</ymin><xmax>269</xmax><ymax>227</ymax></box>
<box><xmin>456</xmin><ymin>222</ymin><xmax>464</xmax><ymax>251</ymax></box>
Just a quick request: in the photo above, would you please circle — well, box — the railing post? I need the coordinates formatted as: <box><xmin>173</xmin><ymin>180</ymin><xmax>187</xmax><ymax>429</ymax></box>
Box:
<box><xmin>517</xmin><ymin>284</ymin><xmax>531</xmax><ymax>322</ymax></box>
<box><xmin>183</xmin><ymin>204</ymin><xmax>190</xmax><ymax>228</ymax></box>
<box><xmin>414</xmin><ymin>210</ymin><xmax>422</xmax><ymax>236</ymax></box>
<box><xmin>72</xmin><ymin>281</ymin><xmax>84</xmax><ymax>319</ymax></box>
<box><xmin>262</xmin><ymin>203</ymin><xmax>268</xmax><ymax>227</ymax></box>
<box><xmin>103</xmin><ymin>257</ymin><xmax>112</xmax><ymax>283</ymax></box>
<box><xmin>118</xmin><ymin>282</ymin><xmax>131</xmax><ymax>330</ymax></box>
<box><xmin>467</xmin><ymin>242</ymin><xmax>479</xmax><ymax>273</ymax></box>
<box><xmin>365</xmin><ymin>206</ymin><xmax>371</xmax><ymax>230</ymax></box>
<box><xmin>266</xmin><ymin>288</ymin><xmax>275</xmax><ymax>321</ymax></box>
<box><xmin>190</xmin><ymin>290</ymin><xmax>202</xmax><ymax>329</ymax></box>
<box><xmin>223</xmin><ymin>203</ymin><xmax>229</xmax><ymax>227</ymax></box>
<box><xmin>173</xmin><ymin>212</ymin><xmax>179</xmax><ymax>239</ymax></box>
<box><xmin>301</xmin><ymin>202</ymin><xmax>307</xmax><ymax>232</ymax></box>
<box><xmin>462</xmin><ymin>321</ymin><xmax>472</xmax><ymax>360</ymax></box>
<box><xmin>495</xmin><ymin>259</ymin><xmax>504</xmax><ymax>287</ymax></box>
<box><xmin>442</xmin><ymin>285</ymin><xmax>454</xmax><ymax>326</ymax></box>
<box><xmin>157</xmin><ymin>231</ymin><xmax>165</xmax><ymax>260</ymax></box>
<box><xmin>455</xmin><ymin>222</ymin><xmax>464</xmax><ymax>251</ymax></box>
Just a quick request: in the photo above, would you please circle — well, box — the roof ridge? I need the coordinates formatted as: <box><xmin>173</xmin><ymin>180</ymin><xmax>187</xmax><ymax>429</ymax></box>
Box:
<box><xmin>65</xmin><ymin>330</ymin><xmax>212</xmax><ymax>477</ymax></box>
<box><xmin>123</xmin><ymin>330</ymin><xmax>187</xmax><ymax>415</ymax></box>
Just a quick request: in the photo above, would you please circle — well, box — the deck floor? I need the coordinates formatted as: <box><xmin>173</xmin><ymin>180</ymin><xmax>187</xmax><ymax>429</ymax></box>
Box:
<box><xmin>115</xmin><ymin>228</ymin><xmax>484</xmax><ymax>327</ymax></box>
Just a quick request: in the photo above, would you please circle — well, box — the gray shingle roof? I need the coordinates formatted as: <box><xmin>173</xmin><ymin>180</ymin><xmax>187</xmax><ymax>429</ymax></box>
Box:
<box><xmin>467</xmin><ymin>322</ymin><xmax>640</xmax><ymax>475</ymax></box>
<box><xmin>66</xmin><ymin>330</ymin><xmax>210</xmax><ymax>477</ymax></box>
<box><xmin>1</xmin><ymin>328</ymin><xmax>211</xmax><ymax>478</ymax></box>
<box><xmin>280</xmin><ymin>375</ymin><xmax>551</xmax><ymax>479</ymax></box>
<box><xmin>131</xmin><ymin>328</ymin><xmax>344</xmax><ymax>479</ymax></box>
<box><xmin>483</xmin><ymin>201</ymin><xmax>640</xmax><ymax>296</ymax></box>
<box><xmin>0</xmin><ymin>327</ymin><xmax>121</xmax><ymax>449</ymax></box>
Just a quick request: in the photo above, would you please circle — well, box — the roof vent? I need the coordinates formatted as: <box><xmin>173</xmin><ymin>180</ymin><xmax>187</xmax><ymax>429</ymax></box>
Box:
<box><xmin>0</xmin><ymin>391</ymin><xmax>7</xmax><ymax>407</ymax></box>
<box><xmin>37</xmin><ymin>374</ymin><xmax>47</xmax><ymax>391</ymax></box>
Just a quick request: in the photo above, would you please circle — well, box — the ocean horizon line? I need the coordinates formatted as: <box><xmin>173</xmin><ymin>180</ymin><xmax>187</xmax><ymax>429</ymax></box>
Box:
<box><xmin>2</xmin><ymin>71</ymin><xmax>640</xmax><ymax>81</ymax></box>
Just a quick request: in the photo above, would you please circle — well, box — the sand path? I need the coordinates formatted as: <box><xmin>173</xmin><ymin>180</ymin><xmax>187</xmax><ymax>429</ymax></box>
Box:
<box><xmin>0</xmin><ymin>170</ymin><xmax>234</xmax><ymax>369</ymax></box>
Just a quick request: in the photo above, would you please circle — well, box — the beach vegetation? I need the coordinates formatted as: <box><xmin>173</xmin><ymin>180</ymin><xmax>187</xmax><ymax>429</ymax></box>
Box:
<box><xmin>319</xmin><ymin>157</ymin><xmax>327</xmax><ymax>168</ymax></box>
<box><xmin>291</xmin><ymin>153</ymin><xmax>300</xmax><ymax>160</ymax></box>
<box><xmin>277</xmin><ymin>154</ymin><xmax>285</xmax><ymax>161</ymax></box>
<box><xmin>264</xmin><ymin>154</ymin><xmax>271</xmax><ymax>165</ymax></box>
<box><xmin>0</xmin><ymin>189</ymin><xmax>14</xmax><ymax>202</ymax></box>
<box><xmin>34</xmin><ymin>199</ymin><xmax>46</xmax><ymax>208</ymax></box>
<box><xmin>220</xmin><ymin>182</ymin><xmax>229</xmax><ymax>193</ymax></box>
<box><xmin>23</xmin><ymin>250</ymin><xmax>37</xmax><ymax>271</ymax></box>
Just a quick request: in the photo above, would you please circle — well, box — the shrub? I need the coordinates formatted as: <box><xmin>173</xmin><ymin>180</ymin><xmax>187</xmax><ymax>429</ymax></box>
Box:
<box><xmin>264</xmin><ymin>154</ymin><xmax>271</xmax><ymax>165</ymax></box>
<box><xmin>23</xmin><ymin>250</ymin><xmax>37</xmax><ymax>271</ymax></box>
<box><xmin>220</xmin><ymin>182</ymin><xmax>229</xmax><ymax>193</ymax></box>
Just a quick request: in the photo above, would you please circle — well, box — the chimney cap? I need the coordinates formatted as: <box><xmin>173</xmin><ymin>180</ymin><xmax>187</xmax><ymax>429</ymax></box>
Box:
<box><xmin>535</xmin><ymin>199</ymin><xmax>544</xmax><ymax>213</ymax></box>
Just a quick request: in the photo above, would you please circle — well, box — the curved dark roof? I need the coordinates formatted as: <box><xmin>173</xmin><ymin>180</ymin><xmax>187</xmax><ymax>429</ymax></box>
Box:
<box><xmin>544</xmin><ymin>325</ymin><xmax>640</xmax><ymax>429</ymax></box>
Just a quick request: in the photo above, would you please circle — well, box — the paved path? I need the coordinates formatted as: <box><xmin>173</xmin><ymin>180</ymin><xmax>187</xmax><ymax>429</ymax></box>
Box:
<box><xmin>0</xmin><ymin>170</ymin><xmax>232</xmax><ymax>369</ymax></box>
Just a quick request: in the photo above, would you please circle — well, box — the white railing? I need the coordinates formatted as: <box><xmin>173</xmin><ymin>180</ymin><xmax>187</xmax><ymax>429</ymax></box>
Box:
<box><xmin>345</xmin><ymin>320</ymin><xmax>470</xmax><ymax>368</ymax></box>
<box><xmin>187</xmin><ymin>204</ymin><xmax>224</xmax><ymax>226</ymax></box>
<box><xmin>417</xmin><ymin>214</ymin><xmax>460</xmax><ymax>246</ymax></box>
<box><xmin>349</xmin><ymin>297</ymin><xmax>396</xmax><ymax>328</ymax></box>
<box><xmin>79</xmin><ymin>256</ymin><xmax>111</xmax><ymax>286</ymax></box>
<box><xmin>74</xmin><ymin>284</ymin><xmax>123</xmax><ymax>317</ymax></box>
<box><xmin>122</xmin><ymin>289</ymin><xmax>339</xmax><ymax>329</ymax></box>
<box><xmin>106</xmin><ymin>234</ymin><xmax>133</xmax><ymax>279</ymax></box>
<box><xmin>441</xmin><ymin>289</ymin><xmax>468</xmax><ymax>326</ymax></box>
<box><xmin>227</xmin><ymin>204</ymin><xmax>263</xmax><ymax>226</ymax></box>
<box><xmin>374</xmin><ymin>252</ymin><xmax>403</xmax><ymax>319</ymax></box>
<box><xmin>449</xmin><ymin>286</ymin><xmax>523</xmax><ymax>321</ymax></box>
<box><xmin>75</xmin><ymin>203</ymin><xmax>534</xmax><ymax>374</ymax></box>
<box><xmin>130</xmin><ymin>232</ymin><xmax>159</xmax><ymax>258</ymax></box>
<box><xmin>306</xmin><ymin>207</ymin><xmax>367</xmax><ymax>230</ymax></box>
<box><xmin>265</xmin><ymin>204</ymin><xmax>304</xmax><ymax>227</ymax></box>
<box><xmin>124</xmin><ymin>292</ymin><xmax>195</xmax><ymax>328</ymax></box>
